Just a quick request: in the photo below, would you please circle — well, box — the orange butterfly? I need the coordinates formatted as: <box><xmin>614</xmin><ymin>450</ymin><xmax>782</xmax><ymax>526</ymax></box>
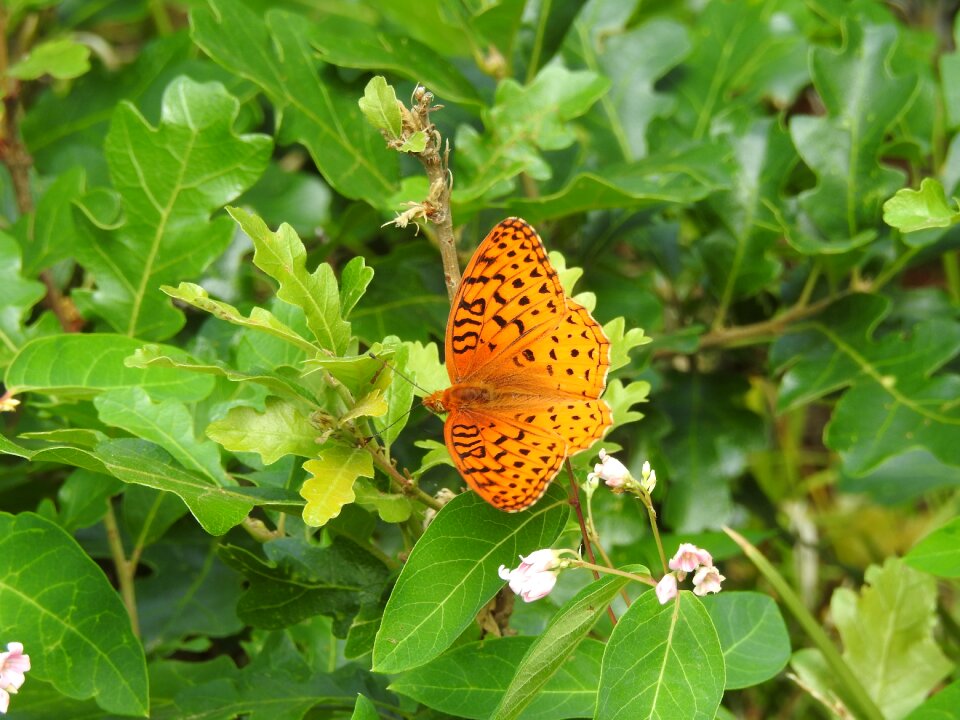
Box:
<box><xmin>424</xmin><ymin>218</ymin><xmax>612</xmax><ymax>511</ymax></box>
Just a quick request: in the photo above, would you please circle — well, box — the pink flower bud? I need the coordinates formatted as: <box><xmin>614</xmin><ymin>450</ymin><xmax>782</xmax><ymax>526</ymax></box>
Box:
<box><xmin>0</xmin><ymin>642</ymin><xmax>30</xmax><ymax>714</ymax></box>
<box><xmin>692</xmin><ymin>565</ymin><xmax>725</xmax><ymax>596</ymax></box>
<box><xmin>498</xmin><ymin>549</ymin><xmax>562</xmax><ymax>602</ymax></box>
<box><xmin>655</xmin><ymin>573</ymin><xmax>678</xmax><ymax>604</ymax></box>
<box><xmin>591</xmin><ymin>449</ymin><xmax>630</xmax><ymax>488</ymax></box>
<box><xmin>668</xmin><ymin>543</ymin><xmax>713</xmax><ymax>574</ymax></box>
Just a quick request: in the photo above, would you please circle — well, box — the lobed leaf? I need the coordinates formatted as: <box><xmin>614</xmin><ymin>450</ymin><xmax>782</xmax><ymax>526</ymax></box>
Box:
<box><xmin>300</xmin><ymin>443</ymin><xmax>374</xmax><ymax>527</ymax></box>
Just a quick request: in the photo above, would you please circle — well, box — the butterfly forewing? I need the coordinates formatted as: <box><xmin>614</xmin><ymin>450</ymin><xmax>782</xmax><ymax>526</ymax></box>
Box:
<box><xmin>445</xmin><ymin>218</ymin><xmax>566</xmax><ymax>383</ymax></box>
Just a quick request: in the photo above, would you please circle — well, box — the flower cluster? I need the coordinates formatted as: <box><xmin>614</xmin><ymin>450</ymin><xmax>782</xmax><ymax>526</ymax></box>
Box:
<box><xmin>655</xmin><ymin>543</ymin><xmax>725</xmax><ymax>604</ymax></box>
<box><xmin>0</xmin><ymin>642</ymin><xmax>30</xmax><ymax>714</ymax></box>
<box><xmin>498</xmin><ymin>549</ymin><xmax>563</xmax><ymax>602</ymax></box>
<box><xmin>587</xmin><ymin>449</ymin><xmax>656</xmax><ymax>495</ymax></box>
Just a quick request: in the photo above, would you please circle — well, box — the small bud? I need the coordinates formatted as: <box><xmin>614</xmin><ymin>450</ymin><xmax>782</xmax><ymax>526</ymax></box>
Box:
<box><xmin>592</xmin><ymin>449</ymin><xmax>631</xmax><ymax>489</ymax></box>
<box><xmin>655</xmin><ymin>573</ymin><xmax>678</xmax><ymax>604</ymax></box>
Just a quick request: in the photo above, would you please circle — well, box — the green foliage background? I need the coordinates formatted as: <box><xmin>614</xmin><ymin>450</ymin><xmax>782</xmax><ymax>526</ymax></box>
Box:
<box><xmin>0</xmin><ymin>0</ymin><xmax>959</xmax><ymax>718</ymax></box>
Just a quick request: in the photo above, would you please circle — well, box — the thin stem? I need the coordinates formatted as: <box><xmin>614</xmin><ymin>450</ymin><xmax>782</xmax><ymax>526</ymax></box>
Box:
<box><xmin>724</xmin><ymin>526</ymin><xmax>884</xmax><ymax>720</ymax></box>
<box><xmin>565</xmin><ymin>461</ymin><xmax>617</xmax><ymax>625</ymax></box>
<box><xmin>869</xmin><ymin>245</ymin><xmax>919</xmax><ymax>291</ymax></box>
<box><xmin>643</xmin><ymin>497</ymin><xmax>669</xmax><ymax>574</ymax></box>
<box><xmin>944</xmin><ymin>251</ymin><xmax>960</xmax><ymax>306</ymax></box>
<box><xmin>103</xmin><ymin>500</ymin><xmax>140</xmax><ymax>637</ymax></box>
<box><xmin>364</xmin><ymin>441</ymin><xmax>443</xmax><ymax>511</ymax></box>
<box><xmin>796</xmin><ymin>262</ymin><xmax>822</xmax><ymax>308</ymax></box>
<box><xmin>525</xmin><ymin>0</ymin><xmax>550</xmax><ymax>85</ymax></box>
<box><xmin>697</xmin><ymin>294</ymin><xmax>840</xmax><ymax>350</ymax></box>
<box><xmin>571</xmin><ymin>560</ymin><xmax>657</xmax><ymax>587</ymax></box>
<box><xmin>148</xmin><ymin>0</ymin><xmax>173</xmax><ymax>35</ymax></box>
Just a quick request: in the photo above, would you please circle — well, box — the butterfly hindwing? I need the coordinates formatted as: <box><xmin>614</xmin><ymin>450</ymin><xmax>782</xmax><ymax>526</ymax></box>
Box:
<box><xmin>444</xmin><ymin>409</ymin><xmax>567</xmax><ymax>512</ymax></box>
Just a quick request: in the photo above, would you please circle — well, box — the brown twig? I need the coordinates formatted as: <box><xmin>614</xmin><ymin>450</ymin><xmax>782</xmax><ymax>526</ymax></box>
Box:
<box><xmin>565</xmin><ymin>460</ymin><xmax>617</xmax><ymax>625</ymax></box>
<box><xmin>405</xmin><ymin>87</ymin><xmax>460</xmax><ymax>301</ymax></box>
<box><xmin>0</xmin><ymin>9</ymin><xmax>81</xmax><ymax>332</ymax></box>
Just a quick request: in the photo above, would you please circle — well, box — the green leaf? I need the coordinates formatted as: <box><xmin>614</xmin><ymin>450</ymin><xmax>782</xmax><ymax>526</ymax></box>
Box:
<box><xmin>95</xmin><ymin>386</ymin><xmax>228</xmax><ymax>483</ymax></box>
<box><xmin>700</xmin><ymin>119</ymin><xmax>791</xmax><ymax>305</ymax></box>
<box><xmin>127</xmin><ymin>343</ymin><xmax>313</xmax><ymax>406</ymax></box>
<box><xmin>339</xmin><ymin>256</ymin><xmax>374</xmax><ymax>320</ymax></box>
<box><xmin>604</xmin><ymin>317</ymin><xmax>651</xmax><ymax>373</ymax></box>
<box><xmin>456</xmin><ymin>65</ymin><xmax>609</xmax><ymax>202</ymax></box>
<box><xmin>94</xmin><ymin>438</ymin><xmax>252</xmax><ymax>536</ymax></box>
<box><xmin>399</xmin><ymin>130</ymin><xmax>428</xmax><ymax>153</ymax></box>
<box><xmin>597</xmin><ymin>591</ymin><xmax>724</xmax><ymax>720</ymax></box>
<box><xmin>831</xmin><ymin>558</ymin><xmax>952</xmax><ymax>718</ymax></box>
<box><xmin>190</xmin><ymin>1</ymin><xmax>399</xmax><ymax>206</ymax></box>
<box><xmin>905</xmin><ymin>517</ymin><xmax>960</xmax><ymax>578</ymax></box>
<box><xmin>15</xmin><ymin>166</ymin><xmax>86</xmax><ymax>276</ymax></box>
<box><xmin>0</xmin><ymin>231</ymin><xmax>48</xmax><ymax>369</ymax></box>
<box><xmin>703</xmin><ymin>591</ymin><xmax>791</xmax><ymax>689</ymax></box>
<box><xmin>206</xmin><ymin>398</ymin><xmax>319</xmax><ymax>465</ymax></box>
<box><xmin>55</xmin><ymin>469</ymin><xmax>123</xmax><ymax>532</ymax></box>
<box><xmin>659</xmin><ymin>372</ymin><xmax>765</xmax><ymax>532</ymax></box>
<box><xmin>309</xmin><ymin>18</ymin><xmax>481</xmax><ymax>108</ymax></box>
<box><xmin>0</xmin><ymin>512</ymin><xmax>148</xmax><ymax>715</ymax></box>
<box><xmin>373</xmin><ymin>484</ymin><xmax>570</xmax><ymax>673</ymax></box>
<box><xmin>572</xmin><ymin>15</ymin><xmax>690</xmax><ymax>160</ymax></box>
<box><xmin>604</xmin><ymin>378</ymin><xmax>650</xmax><ymax>429</ymax></box>
<box><xmin>7</xmin><ymin>37</ymin><xmax>91</xmax><ymax>80</ymax></box>
<box><xmin>357</xmin><ymin>76</ymin><xmax>402</xmax><ymax>139</ymax></box>
<box><xmin>162</xmin><ymin>282</ymin><xmax>317</xmax><ymax>355</ymax></box>
<box><xmin>136</xmin><ymin>529</ymin><xmax>244</xmax><ymax>648</ymax></box>
<box><xmin>883</xmin><ymin>178</ymin><xmax>960</xmax><ymax>233</ymax></box>
<box><xmin>73</xmin><ymin>76</ymin><xmax>271</xmax><ymax>339</ymax></box>
<box><xmin>219</xmin><ymin>536</ymin><xmax>389</xmax><ymax>631</ymax></box>
<box><xmin>300</xmin><ymin>443</ymin><xmax>373</xmax><ymax>527</ymax></box>
<box><xmin>392</xmin><ymin>637</ymin><xmax>604</xmax><ymax>720</ymax></box>
<box><xmin>492</xmin><ymin>573</ymin><xmax>634</xmax><ymax>720</ymax></box>
<box><xmin>771</xmin><ymin>294</ymin><xmax>960</xmax><ymax>475</ymax></box>
<box><xmin>351</xmin><ymin>694</ymin><xmax>379</xmax><ymax>720</ymax></box>
<box><xmin>903</xmin><ymin>681</ymin><xmax>960</xmax><ymax>720</ymax></box>
<box><xmin>353</xmin><ymin>478</ymin><xmax>412</xmax><ymax>523</ymax></box>
<box><xmin>503</xmin><ymin>144</ymin><xmax>731</xmax><ymax>223</ymax></box>
<box><xmin>5</xmin><ymin>334</ymin><xmax>215</xmax><ymax>401</ymax></box>
<box><xmin>228</xmin><ymin>206</ymin><xmax>351</xmax><ymax>355</ymax></box>
<box><xmin>787</xmin><ymin>22</ymin><xmax>917</xmax><ymax>252</ymax></box>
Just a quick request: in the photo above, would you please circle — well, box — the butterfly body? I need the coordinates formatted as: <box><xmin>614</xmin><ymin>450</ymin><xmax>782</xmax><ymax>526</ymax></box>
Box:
<box><xmin>425</xmin><ymin>218</ymin><xmax>612</xmax><ymax>512</ymax></box>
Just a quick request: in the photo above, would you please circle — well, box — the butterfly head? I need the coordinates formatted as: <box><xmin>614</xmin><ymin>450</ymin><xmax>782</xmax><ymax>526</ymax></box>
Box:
<box><xmin>422</xmin><ymin>390</ymin><xmax>448</xmax><ymax>415</ymax></box>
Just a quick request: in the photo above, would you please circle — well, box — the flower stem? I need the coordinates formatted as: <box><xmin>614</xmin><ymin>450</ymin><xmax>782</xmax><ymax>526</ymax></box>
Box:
<box><xmin>103</xmin><ymin>500</ymin><xmax>140</xmax><ymax>637</ymax></box>
<box><xmin>724</xmin><ymin>526</ymin><xmax>884</xmax><ymax>720</ymax></box>
<box><xmin>571</xmin><ymin>560</ymin><xmax>657</xmax><ymax>587</ymax></box>
<box><xmin>642</xmin><ymin>495</ymin><xmax>669</xmax><ymax>574</ymax></box>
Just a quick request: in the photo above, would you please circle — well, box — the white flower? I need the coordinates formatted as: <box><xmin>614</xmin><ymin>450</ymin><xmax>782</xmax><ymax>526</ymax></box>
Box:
<box><xmin>655</xmin><ymin>573</ymin><xmax>678</xmax><ymax>604</ymax></box>
<box><xmin>498</xmin><ymin>549</ymin><xmax>562</xmax><ymax>602</ymax></box>
<box><xmin>589</xmin><ymin>449</ymin><xmax>631</xmax><ymax>489</ymax></box>
<box><xmin>668</xmin><ymin>543</ymin><xmax>713</xmax><ymax>576</ymax></box>
<box><xmin>693</xmin><ymin>565</ymin><xmax>725</xmax><ymax>596</ymax></box>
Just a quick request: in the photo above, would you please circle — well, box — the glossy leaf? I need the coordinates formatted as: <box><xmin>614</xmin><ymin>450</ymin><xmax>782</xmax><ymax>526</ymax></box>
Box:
<box><xmin>7</xmin><ymin>37</ymin><xmax>91</xmax><ymax>80</ymax></box>
<box><xmin>492</xmin><ymin>573</ymin><xmax>635</xmax><ymax>720</ymax></box>
<box><xmin>0</xmin><ymin>231</ymin><xmax>48</xmax><ymax>369</ymax></box>
<box><xmin>0</xmin><ymin>512</ymin><xmax>148</xmax><ymax>715</ymax></box>
<box><xmin>373</xmin><ymin>484</ymin><xmax>570</xmax><ymax>673</ymax></box>
<box><xmin>597</xmin><ymin>591</ymin><xmax>724</xmax><ymax>720</ymax></box>
<box><xmin>392</xmin><ymin>637</ymin><xmax>603</xmax><ymax>720</ymax></box>
<box><xmin>704</xmin><ymin>591</ymin><xmax>791</xmax><ymax>689</ymax></box>
<box><xmin>883</xmin><ymin>178</ymin><xmax>960</xmax><ymax>233</ymax></box>
<box><xmin>6</xmin><ymin>334</ymin><xmax>215</xmax><ymax>401</ymax></box>
<box><xmin>190</xmin><ymin>1</ymin><xmax>399</xmax><ymax>206</ymax></box>
<box><xmin>73</xmin><ymin>76</ymin><xmax>271</xmax><ymax>339</ymax></box>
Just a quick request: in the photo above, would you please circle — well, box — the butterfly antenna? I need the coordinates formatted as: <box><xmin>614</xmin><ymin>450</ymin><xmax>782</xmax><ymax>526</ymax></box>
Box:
<box><xmin>368</xmin><ymin>352</ymin><xmax>430</xmax><ymax>394</ymax></box>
